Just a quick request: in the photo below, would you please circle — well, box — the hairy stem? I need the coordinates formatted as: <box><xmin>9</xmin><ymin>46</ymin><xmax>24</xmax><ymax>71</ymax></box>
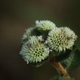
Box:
<box><xmin>50</xmin><ymin>58</ymin><xmax>70</xmax><ymax>77</ymax></box>
<box><xmin>52</xmin><ymin>62</ymin><xmax>70</xmax><ymax>77</ymax></box>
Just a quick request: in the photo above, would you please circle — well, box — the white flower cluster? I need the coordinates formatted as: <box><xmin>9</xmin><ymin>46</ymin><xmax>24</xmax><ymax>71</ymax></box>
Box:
<box><xmin>47</xmin><ymin>27</ymin><xmax>77</xmax><ymax>52</ymax></box>
<box><xmin>35</xmin><ymin>20</ymin><xmax>56</xmax><ymax>30</ymax></box>
<box><xmin>22</xmin><ymin>27</ymin><xmax>34</xmax><ymax>43</ymax></box>
<box><xmin>20</xmin><ymin>20</ymin><xmax>77</xmax><ymax>64</ymax></box>
<box><xmin>20</xmin><ymin>36</ymin><xmax>49</xmax><ymax>64</ymax></box>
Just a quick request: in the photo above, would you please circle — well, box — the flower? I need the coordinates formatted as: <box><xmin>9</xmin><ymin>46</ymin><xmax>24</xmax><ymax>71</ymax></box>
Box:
<box><xmin>20</xmin><ymin>36</ymin><xmax>49</xmax><ymax>64</ymax></box>
<box><xmin>35</xmin><ymin>20</ymin><xmax>56</xmax><ymax>31</ymax></box>
<box><xmin>22</xmin><ymin>27</ymin><xmax>35</xmax><ymax>43</ymax></box>
<box><xmin>47</xmin><ymin>27</ymin><xmax>77</xmax><ymax>52</ymax></box>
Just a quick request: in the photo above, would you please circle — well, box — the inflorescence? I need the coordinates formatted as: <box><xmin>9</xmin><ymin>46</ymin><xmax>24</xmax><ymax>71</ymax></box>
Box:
<box><xmin>20</xmin><ymin>20</ymin><xmax>77</xmax><ymax>64</ymax></box>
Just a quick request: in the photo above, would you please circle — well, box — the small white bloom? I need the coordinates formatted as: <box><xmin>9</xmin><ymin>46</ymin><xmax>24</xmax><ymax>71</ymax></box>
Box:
<box><xmin>47</xmin><ymin>27</ymin><xmax>77</xmax><ymax>52</ymax></box>
<box><xmin>35</xmin><ymin>20</ymin><xmax>56</xmax><ymax>30</ymax></box>
<box><xmin>20</xmin><ymin>36</ymin><xmax>49</xmax><ymax>64</ymax></box>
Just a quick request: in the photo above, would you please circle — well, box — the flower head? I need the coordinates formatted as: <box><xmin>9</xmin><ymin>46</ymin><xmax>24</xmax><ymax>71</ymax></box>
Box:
<box><xmin>47</xmin><ymin>27</ymin><xmax>77</xmax><ymax>52</ymax></box>
<box><xmin>22</xmin><ymin>27</ymin><xmax>35</xmax><ymax>43</ymax></box>
<box><xmin>35</xmin><ymin>20</ymin><xmax>56</xmax><ymax>31</ymax></box>
<box><xmin>20</xmin><ymin>36</ymin><xmax>49</xmax><ymax>64</ymax></box>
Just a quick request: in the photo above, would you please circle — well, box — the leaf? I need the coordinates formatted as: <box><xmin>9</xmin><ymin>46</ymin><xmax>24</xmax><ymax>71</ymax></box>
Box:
<box><xmin>54</xmin><ymin>49</ymin><xmax>72</xmax><ymax>62</ymax></box>
<box><xmin>61</xmin><ymin>47</ymin><xmax>80</xmax><ymax>71</ymax></box>
<box><xmin>51</xmin><ymin>76</ymin><xmax>74</xmax><ymax>80</ymax></box>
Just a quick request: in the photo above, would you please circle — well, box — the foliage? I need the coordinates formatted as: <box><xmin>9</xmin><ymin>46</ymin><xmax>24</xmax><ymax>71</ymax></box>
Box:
<box><xmin>51</xmin><ymin>76</ymin><xmax>74</xmax><ymax>80</ymax></box>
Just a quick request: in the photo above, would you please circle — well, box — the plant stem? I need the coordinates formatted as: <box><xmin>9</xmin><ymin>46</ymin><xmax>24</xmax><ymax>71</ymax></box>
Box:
<box><xmin>51</xmin><ymin>61</ymin><xmax>70</xmax><ymax>77</ymax></box>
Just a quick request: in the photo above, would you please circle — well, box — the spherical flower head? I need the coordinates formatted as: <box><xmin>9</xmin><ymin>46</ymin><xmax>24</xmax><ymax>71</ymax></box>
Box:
<box><xmin>22</xmin><ymin>27</ymin><xmax>34</xmax><ymax>43</ymax></box>
<box><xmin>47</xmin><ymin>27</ymin><xmax>77</xmax><ymax>52</ymax></box>
<box><xmin>20</xmin><ymin>36</ymin><xmax>49</xmax><ymax>64</ymax></box>
<box><xmin>35</xmin><ymin>20</ymin><xmax>56</xmax><ymax>31</ymax></box>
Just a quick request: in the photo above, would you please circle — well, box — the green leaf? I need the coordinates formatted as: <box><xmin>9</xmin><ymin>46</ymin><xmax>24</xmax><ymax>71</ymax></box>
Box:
<box><xmin>61</xmin><ymin>47</ymin><xmax>80</xmax><ymax>71</ymax></box>
<box><xmin>54</xmin><ymin>49</ymin><xmax>72</xmax><ymax>62</ymax></box>
<box><xmin>51</xmin><ymin>76</ymin><xmax>74</xmax><ymax>80</ymax></box>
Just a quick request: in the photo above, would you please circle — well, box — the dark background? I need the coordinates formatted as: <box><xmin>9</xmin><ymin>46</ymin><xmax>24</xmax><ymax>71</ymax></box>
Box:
<box><xmin>0</xmin><ymin>0</ymin><xmax>80</xmax><ymax>80</ymax></box>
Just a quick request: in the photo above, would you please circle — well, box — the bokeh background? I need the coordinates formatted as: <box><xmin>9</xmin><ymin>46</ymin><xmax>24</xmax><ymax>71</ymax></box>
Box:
<box><xmin>0</xmin><ymin>0</ymin><xmax>80</xmax><ymax>80</ymax></box>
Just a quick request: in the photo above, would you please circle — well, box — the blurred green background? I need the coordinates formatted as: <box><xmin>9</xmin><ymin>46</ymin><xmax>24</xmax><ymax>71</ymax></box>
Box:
<box><xmin>0</xmin><ymin>0</ymin><xmax>80</xmax><ymax>80</ymax></box>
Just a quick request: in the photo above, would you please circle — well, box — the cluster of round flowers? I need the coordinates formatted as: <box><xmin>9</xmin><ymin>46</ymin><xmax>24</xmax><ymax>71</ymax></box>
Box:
<box><xmin>20</xmin><ymin>20</ymin><xmax>77</xmax><ymax>64</ymax></box>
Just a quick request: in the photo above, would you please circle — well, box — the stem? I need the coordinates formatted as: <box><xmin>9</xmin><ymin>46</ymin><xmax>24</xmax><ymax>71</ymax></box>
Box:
<box><xmin>51</xmin><ymin>59</ymin><xmax>70</xmax><ymax>77</ymax></box>
<box><xmin>52</xmin><ymin>62</ymin><xmax>70</xmax><ymax>77</ymax></box>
